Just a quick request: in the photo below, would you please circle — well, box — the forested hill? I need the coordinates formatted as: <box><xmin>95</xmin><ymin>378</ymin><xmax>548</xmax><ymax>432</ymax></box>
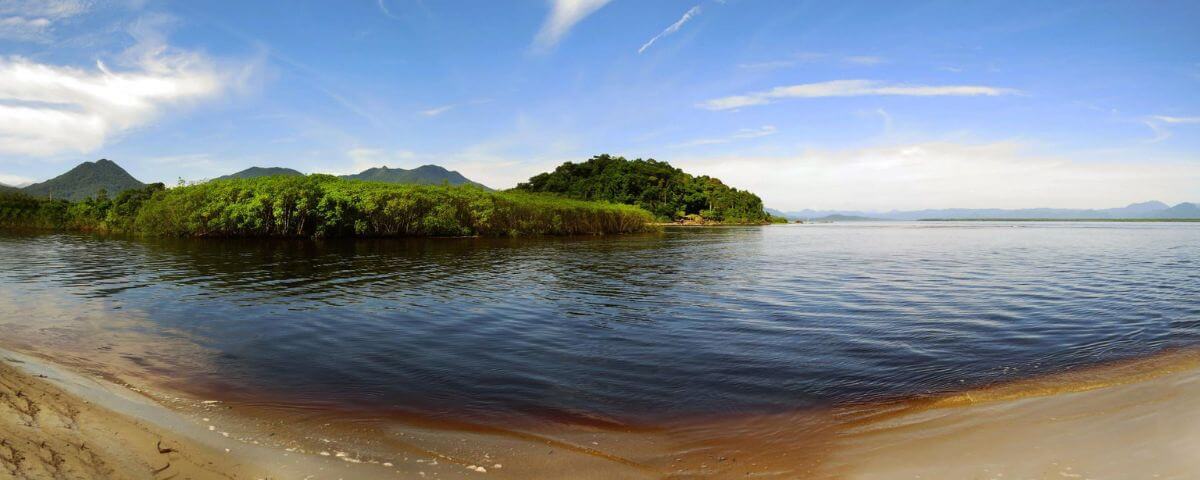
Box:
<box><xmin>515</xmin><ymin>154</ymin><xmax>774</xmax><ymax>223</ymax></box>
<box><xmin>0</xmin><ymin>183</ymin><xmax>17</xmax><ymax>193</ymax></box>
<box><xmin>214</xmin><ymin>167</ymin><xmax>304</xmax><ymax>181</ymax></box>
<box><xmin>21</xmin><ymin>159</ymin><xmax>146</xmax><ymax>202</ymax></box>
<box><xmin>341</xmin><ymin>165</ymin><xmax>488</xmax><ymax>189</ymax></box>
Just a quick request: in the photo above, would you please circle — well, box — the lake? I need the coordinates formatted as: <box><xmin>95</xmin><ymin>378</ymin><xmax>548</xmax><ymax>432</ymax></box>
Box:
<box><xmin>2</xmin><ymin>222</ymin><xmax>1197</xmax><ymax>433</ymax></box>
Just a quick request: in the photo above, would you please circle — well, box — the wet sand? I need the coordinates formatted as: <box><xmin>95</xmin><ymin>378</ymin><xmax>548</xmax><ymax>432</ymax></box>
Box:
<box><xmin>2</xmin><ymin>345</ymin><xmax>1198</xmax><ymax>479</ymax></box>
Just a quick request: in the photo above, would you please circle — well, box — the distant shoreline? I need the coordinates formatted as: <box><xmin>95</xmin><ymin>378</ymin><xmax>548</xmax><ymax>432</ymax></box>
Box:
<box><xmin>917</xmin><ymin>218</ymin><xmax>1200</xmax><ymax>222</ymax></box>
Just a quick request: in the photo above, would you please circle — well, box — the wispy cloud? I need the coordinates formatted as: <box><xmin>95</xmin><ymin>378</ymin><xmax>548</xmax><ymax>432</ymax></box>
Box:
<box><xmin>532</xmin><ymin>0</ymin><xmax>612</xmax><ymax>52</ymax></box>
<box><xmin>876</xmin><ymin>108</ymin><xmax>893</xmax><ymax>134</ymax></box>
<box><xmin>737</xmin><ymin>53</ymin><xmax>884</xmax><ymax>70</ymax></box>
<box><xmin>0</xmin><ymin>0</ymin><xmax>89</xmax><ymax>42</ymax></box>
<box><xmin>0</xmin><ymin>17</ymin><xmax>238</xmax><ymax>156</ymax></box>
<box><xmin>376</xmin><ymin>0</ymin><xmax>402</xmax><ymax>20</ymax></box>
<box><xmin>699</xmin><ymin>80</ymin><xmax>1017</xmax><ymax>111</ymax></box>
<box><xmin>673</xmin><ymin>125</ymin><xmax>776</xmax><ymax>148</ymax></box>
<box><xmin>421</xmin><ymin>105</ymin><xmax>454</xmax><ymax>117</ymax></box>
<box><xmin>843</xmin><ymin>55</ymin><xmax>884</xmax><ymax>66</ymax></box>
<box><xmin>419</xmin><ymin>99</ymin><xmax>491</xmax><ymax>117</ymax></box>
<box><xmin>1151</xmin><ymin>115</ymin><xmax>1200</xmax><ymax>124</ymax></box>
<box><xmin>638</xmin><ymin>4</ymin><xmax>702</xmax><ymax>54</ymax></box>
<box><xmin>737</xmin><ymin>59</ymin><xmax>804</xmax><ymax>70</ymax></box>
<box><xmin>1143</xmin><ymin>115</ymin><xmax>1200</xmax><ymax>143</ymax></box>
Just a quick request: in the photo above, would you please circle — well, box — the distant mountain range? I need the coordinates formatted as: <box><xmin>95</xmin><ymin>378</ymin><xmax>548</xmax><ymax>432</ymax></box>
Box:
<box><xmin>20</xmin><ymin>159</ymin><xmax>146</xmax><ymax>201</ymax></box>
<box><xmin>340</xmin><ymin>165</ymin><xmax>488</xmax><ymax>189</ymax></box>
<box><xmin>217</xmin><ymin>164</ymin><xmax>488</xmax><ymax>189</ymax></box>
<box><xmin>769</xmin><ymin>201</ymin><xmax>1200</xmax><ymax>221</ymax></box>
<box><xmin>8</xmin><ymin>160</ymin><xmax>490</xmax><ymax>201</ymax></box>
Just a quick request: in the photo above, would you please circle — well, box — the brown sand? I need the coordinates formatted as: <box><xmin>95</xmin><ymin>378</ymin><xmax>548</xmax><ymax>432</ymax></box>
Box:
<box><xmin>0</xmin><ymin>349</ymin><xmax>410</xmax><ymax>480</ymax></box>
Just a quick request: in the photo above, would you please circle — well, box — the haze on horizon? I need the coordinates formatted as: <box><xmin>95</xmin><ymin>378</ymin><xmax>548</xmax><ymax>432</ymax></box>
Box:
<box><xmin>0</xmin><ymin>0</ymin><xmax>1197</xmax><ymax>212</ymax></box>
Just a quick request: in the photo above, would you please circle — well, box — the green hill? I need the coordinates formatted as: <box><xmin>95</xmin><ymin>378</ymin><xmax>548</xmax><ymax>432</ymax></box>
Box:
<box><xmin>0</xmin><ymin>183</ymin><xmax>18</xmax><ymax>193</ymax></box>
<box><xmin>515</xmin><ymin>154</ymin><xmax>773</xmax><ymax>223</ymax></box>
<box><xmin>22</xmin><ymin>159</ymin><xmax>146</xmax><ymax>201</ymax></box>
<box><xmin>215</xmin><ymin>166</ymin><xmax>304</xmax><ymax>181</ymax></box>
<box><xmin>340</xmin><ymin>165</ymin><xmax>488</xmax><ymax>189</ymax></box>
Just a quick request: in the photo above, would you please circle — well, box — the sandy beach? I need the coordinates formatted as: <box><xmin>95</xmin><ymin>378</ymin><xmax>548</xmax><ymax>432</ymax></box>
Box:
<box><xmin>0</xmin><ymin>348</ymin><xmax>408</xmax><ymax>480</ymax></box>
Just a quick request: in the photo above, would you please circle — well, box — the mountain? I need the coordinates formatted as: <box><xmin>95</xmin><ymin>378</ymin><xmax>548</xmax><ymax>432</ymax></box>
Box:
<box><xmin>813</xmin><ymin>214</ymin><xmax>882</xmax><ymax>222</ymax></box>
<box><xmin>22</xmin><ymin>159</ymin><xmax>146</xmax><ymax>201</ymax></box>
<box><xmin>1149</xmin><ymin>202</ymin><xmax>1200</xmax><ymax>219</ymax></box>
<box><xmin>770</xmin><ymin>201</ymin><xmax>1199</xmax><ymax>221</ymax></box>
<box><xmin>340</xmin><ymin>165</ymin><xmax>488</xmax><ymax>189</ymax></box>
<box><xmin>0</xmin><ymin>183</ymin><xmax>18</xmax><ymax>193</ymax></box>
<box><xmin>215</xmin><ymin>166</ymin><xmax>304</xmax><ymax>181</ymax></box>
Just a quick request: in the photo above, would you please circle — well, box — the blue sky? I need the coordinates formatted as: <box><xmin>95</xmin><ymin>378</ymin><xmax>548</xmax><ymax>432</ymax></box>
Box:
<box><xmin>0</xmin><ymin>0</ymin><xmax>1197</xmax><ymax>210</ymax></box>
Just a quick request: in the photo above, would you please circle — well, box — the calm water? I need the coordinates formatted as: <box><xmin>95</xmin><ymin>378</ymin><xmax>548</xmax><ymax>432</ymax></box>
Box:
<box><xmin>1</xmin><ymin>223</ymin><xmax>1198</xmax><ymax>426</ymax></box>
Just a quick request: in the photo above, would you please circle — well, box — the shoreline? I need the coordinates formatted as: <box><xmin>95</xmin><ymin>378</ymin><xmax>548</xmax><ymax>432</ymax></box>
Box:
<box><xmin>3</xmin><ymin>343</ymin><xmax>1199</xmax><ymax>478</ymax></box>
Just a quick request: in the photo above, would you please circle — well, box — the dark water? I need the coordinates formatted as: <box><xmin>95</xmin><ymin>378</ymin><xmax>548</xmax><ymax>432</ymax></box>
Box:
<box><xmin>1</xmin><ymin>223</ymin><xmax>1198</xmax><ymax>426</ymax></box>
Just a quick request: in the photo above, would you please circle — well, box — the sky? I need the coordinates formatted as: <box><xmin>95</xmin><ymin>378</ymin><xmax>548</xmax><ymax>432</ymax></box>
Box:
<box><xmin>0</xmin><ymin>0</ymin><xmax>1197</xmax><ymax>211</ymax></box>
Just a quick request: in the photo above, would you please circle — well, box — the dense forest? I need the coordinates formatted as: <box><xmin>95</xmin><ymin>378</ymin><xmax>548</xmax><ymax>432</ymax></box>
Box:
<box><xmin>0</xmin><ymin>175</ymin><xmax>653</xmax><ymax>237</ymax></box>
<box><xmin>515</xmin><ymin>154</ymin><xmax>781</xmax><ymax>224</ymax></box>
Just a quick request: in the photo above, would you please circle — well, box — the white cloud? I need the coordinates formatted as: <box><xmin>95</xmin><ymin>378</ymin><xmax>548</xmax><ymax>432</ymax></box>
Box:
<box><xmin>638</xmin><ymin>4</ymin><xmax>702</xmax><ymax>54</ymax></box>
<box><xmin>673</xmin><ymin>125</ymin><xmax>776</xmax><ymax>148</ymax></box>
<box><xmin>699</xmin><ymin>80</ymin><xmax>1018</xmax><ymax>110</ymax></box>
<box><xmin>532</xmin><ymin>0</ymin><xmax>612</xmax><ymax>52</ymax></box>
<box><xmin>671</xmin><ymin>142</ymin><xmax>1200</xmax><ymax>211</ymax></box>
<box><xmin>0</xmin><ymin>20</ymin><xmax>234</xmax><ymax>156</ymax></box>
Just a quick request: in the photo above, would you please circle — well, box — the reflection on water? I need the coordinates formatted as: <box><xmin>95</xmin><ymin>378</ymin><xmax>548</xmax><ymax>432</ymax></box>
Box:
<box><xmin>1</xmin><ymin>223</ymin><xmax>1198</xmax><ymax>428</ymax></box>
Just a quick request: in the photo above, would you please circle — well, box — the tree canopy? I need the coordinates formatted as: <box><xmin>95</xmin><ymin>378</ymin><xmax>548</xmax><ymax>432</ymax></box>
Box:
<box><xmin>514</xmin><ymin>154</ymin><xmax>773</xmax><ymax>223</ymax></box>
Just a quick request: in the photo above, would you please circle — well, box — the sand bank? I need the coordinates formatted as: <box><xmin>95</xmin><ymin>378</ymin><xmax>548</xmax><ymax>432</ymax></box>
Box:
<box><xmin>820</xmin><ymin>349</ymin><xmax>1200</xmax><ymax>479</ymax></box>
<box><xmin>0</xmin><ymin>348</ymin><xmax>404</xmax><ymax>479</ymax></box>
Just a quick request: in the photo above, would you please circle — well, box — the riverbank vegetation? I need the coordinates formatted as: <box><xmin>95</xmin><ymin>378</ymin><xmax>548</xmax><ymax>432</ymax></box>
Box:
<box><xmin>516</xmin><ymin>154</ymin><xmax>784</xmax><ymax>224</ymax></box>
<box><xmin>0</xmin><ymin>175</ymin><xmax>654</xmax><ymax>237</ymax></box>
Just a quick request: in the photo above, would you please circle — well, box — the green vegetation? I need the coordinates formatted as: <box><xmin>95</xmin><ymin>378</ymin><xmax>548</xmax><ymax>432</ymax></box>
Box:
<box><xmin>214</xmin><ymin>166</ymin><xmax>304</xmax><ymax>181</ymax></box>
<box><xmin>1</xmin><ymin>175</ymin><xmax>653</xmax><ymax>237</ymax></box>
<box><xmin>341</xmin><ymin>165</ymin><xmax>489</xmax><ymax>189</ymax></box>
<box><xmin>21</xmin><ymin>159</ymin><xmax>146</xmax><ymax>201</ymax></box>
<box><xmin>515</xmin><ymin>154</ymin><xmax>774</xmax><ymax>224</ymax></box>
